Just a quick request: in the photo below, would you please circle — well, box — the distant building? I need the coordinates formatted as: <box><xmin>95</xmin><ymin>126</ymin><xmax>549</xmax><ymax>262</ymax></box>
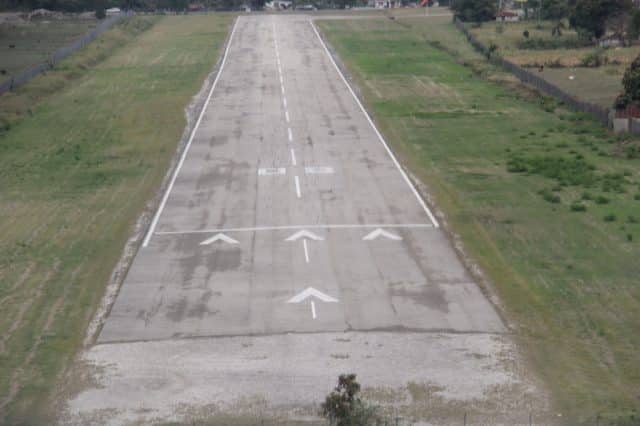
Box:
<box><xmin>368</xmin><ymin>0</ymin><xmax>401</xmax><ymax>8</ymax></box>
<box><xmin>495</xmin><ymin>10</ymin><xmax>519</xmax><ymax>22</ymax></box>
<box><xmin>265</xmin><ymin>0</ymin><xmax>293</xmax><ymax>9</ymax></box>
<box><xmin>106</xmin><ymin>7</ymin><xmax>122</xmax><ymax>16</ymax></box>
<box><xmin>188</xmin><ymin>3</ymin><xmax>205</xmax><ymax>11</ymax></box>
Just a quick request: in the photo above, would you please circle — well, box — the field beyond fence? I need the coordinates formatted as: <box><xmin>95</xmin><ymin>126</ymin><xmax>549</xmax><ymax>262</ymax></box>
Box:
<box><xmin>454</xmin><ymin>18</ymin><xmax>611</xmax><ymax>126</ymax></box>
<box><xmin>0</xmin><ymin>12</ymin><xmax>131</xmax><ymax>95</ymax></box>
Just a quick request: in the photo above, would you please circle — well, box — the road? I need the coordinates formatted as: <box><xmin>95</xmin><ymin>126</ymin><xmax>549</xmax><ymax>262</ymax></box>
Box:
<box><xmin>64</xmin><ymin>15</ymin><xmax>544</xmax><ymax>424</ymax></box>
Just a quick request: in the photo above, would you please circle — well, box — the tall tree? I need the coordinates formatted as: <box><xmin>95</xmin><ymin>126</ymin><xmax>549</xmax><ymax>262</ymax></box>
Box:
<box><xmin>451</xmin><ymin>0</ymin><xmax>497</xmax><ymax>22</ymax></box>
<box><xmin>570</xmin><ymin>0</ymin><xmax>632</xmax><ymax>39</ymax></box>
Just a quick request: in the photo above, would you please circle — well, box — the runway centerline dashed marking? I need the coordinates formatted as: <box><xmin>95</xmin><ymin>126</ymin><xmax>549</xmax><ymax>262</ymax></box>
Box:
<box><xmin>294</xmin><ymin>175</ymin><xmax>301</xmax><ymax>198</ymax></box>
<box><xmin>290</xmin><ymin>148</ymin><xmax>297</xmax><ymax>166</ymax></box>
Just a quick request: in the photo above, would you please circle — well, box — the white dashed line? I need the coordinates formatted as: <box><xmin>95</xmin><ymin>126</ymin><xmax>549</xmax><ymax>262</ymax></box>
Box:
<box><xmin>311</xmin><ymin>301</ymin><xmax>316</xmax><ymax>319</ymax></box>
<box><xmin>287</xmin><ymin>127</ymin><xmax>293</xmax><ymax>142</ymax></box>
<box><xmin>294</xmin><ymin>175</ymin><xmax>301</xmax><ymax>198</ymax></box>
<box><xmin>285</xmin><ymin>110</ymin><xmax>290</xmax><ymax>123</ymax></box>
<box><xmin>283</xmin><ymin>98</ymin><xmax>287</xmax><ymax>108</ymax></box>
<box><xmin>290</xmin><ymin>148</ymin><xmax>297</xmax><ymax>166</ymax></box>
<box><xmin>303</xmin><ymin>239</ymin><xmax>309</xmax><ymax>263</ymax></box>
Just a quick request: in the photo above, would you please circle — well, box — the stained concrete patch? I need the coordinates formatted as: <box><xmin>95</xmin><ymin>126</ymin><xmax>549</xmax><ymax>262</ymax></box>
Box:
<box><xmin>62</xmin><ymin>332</ymin><xmax>549</xmax><ymax>425</ymax></box>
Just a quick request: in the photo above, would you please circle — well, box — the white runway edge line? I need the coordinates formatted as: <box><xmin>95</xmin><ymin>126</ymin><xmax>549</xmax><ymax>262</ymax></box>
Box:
<box><xmin>142</xmin><ymin>18</ymin><xmax>240</xmax><ymax>248</ymax></box>
<box><xmin>309</xmin><ymin>20</ymin><xmax>440</xmax><ymax>228</ymax></box>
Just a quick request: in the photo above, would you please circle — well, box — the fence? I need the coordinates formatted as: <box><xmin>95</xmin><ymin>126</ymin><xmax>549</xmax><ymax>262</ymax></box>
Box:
<box><xmin>453</xmin><ymin>18</ymin><xmax>612</xmax><ymax>127</ymax></box>
<box><xmin>0</xmin><ymin>12</ymin><xmax>132</xmax><ymax>96</ymax></box>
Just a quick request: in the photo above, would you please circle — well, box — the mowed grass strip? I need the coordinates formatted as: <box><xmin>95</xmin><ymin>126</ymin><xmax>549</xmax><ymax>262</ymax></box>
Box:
<box><xmin>318</xmin><ymin>17</ymin><xmax>640</xmax><ymax>424</ymax></box>
<box><xmin>0</xmin><ymin>13</ymin><xmax>233</xmax><ymax>423</ymax></box>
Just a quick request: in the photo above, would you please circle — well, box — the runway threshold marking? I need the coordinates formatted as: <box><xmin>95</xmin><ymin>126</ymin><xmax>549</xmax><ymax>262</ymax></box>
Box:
<box><xmin>141</xmin><ymin>18</ymin><xmax>240</xmax><ymax>248</ymax></box>
<box><xmin>309</xmin><ymin>20</ymin><xmax>440</xmax><ymax>229</ymax></box>
<box><xmin>155</xmin><ymin>223</ymin><xmax>433</xmax><ymax>236</ymax></box>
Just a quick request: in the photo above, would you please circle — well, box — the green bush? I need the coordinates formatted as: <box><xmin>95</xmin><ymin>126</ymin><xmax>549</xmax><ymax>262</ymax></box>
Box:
<box><xmin>516</xmin><ymin>36</ymin><xmax>589</xmax><ymax>50</ymax></box>
<box><xmin>540</xmin><ymin>188</ymin><xmax>561</xmax><ymax>203</ymax></box>
<box><xmin>321</xmin><ymin>374</ymin><xmax>382</xmax><ymax>426</ymax></box>
<box><xmin>595</xmin><ymin>195</ymin><xmax>610</xmax><ymax>204</ymax></box>
<box><xmin>570</xmin><ymin>202</ymin><xmax>587</xmax><ymax>211</ymax></box>
<box><xmin>604</xmin><ymin>213</ymin><xmax>617</xmax><ymax>222</ymax></box>
<box><xmin>581</xmin><ymin>49</ymin><xmax>609</xmax><ymax>68</ymax></box>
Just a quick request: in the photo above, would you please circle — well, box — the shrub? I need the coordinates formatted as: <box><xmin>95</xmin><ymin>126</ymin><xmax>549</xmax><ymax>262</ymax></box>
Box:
<box><xmin>581</xmin><ymin>49</ymin><xmax>609</xmax><ymax>68</ymax></box>
<box><xmin>570</xmin><ymin>203</ymin><xmax>587</xmax><ymax>211</ymax></box>
<box><xmin>321</xmin><ymin>374</ymin><xmax>381</xmax><ymax>426</ymax></box>
<box><xmin>540</xmin><ymin>188</ymin><xmax>561</xmax><ymax>203</ymax></box>
<box><xmin>604</xmin><ymin>213</ymin><xmax>617</xmax><ymax>222</ymax></box>
<box><xmin>95</xmin><ymin>7</ymin><xmax>106</xmax><ymax>19</ymax></box>
<box><xmin>523</xmin><ymin>30</ymin><xmax>530</xmax><ymax>38</ymax></box>
<box><xmin>595</xmin><ymin>195</ymin><xmax>610</xmax><ymax>204</ymax></box>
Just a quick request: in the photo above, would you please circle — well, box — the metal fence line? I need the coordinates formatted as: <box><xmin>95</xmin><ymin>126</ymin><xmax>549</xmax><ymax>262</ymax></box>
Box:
<box><xmin>453</xmin><ymin>18</ymin><xmax>611</xmax><ymax>126</ymax></box>
<box><xmin>0</xmin><ymin>12</ymin><xmax>132</xmax><ymax>96</ymax></box>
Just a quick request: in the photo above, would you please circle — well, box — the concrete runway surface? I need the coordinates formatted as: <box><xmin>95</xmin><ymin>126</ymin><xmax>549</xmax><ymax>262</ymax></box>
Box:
<box><xmin>63</xmin><ymin>15</ymin><xmax>547</xmax><ymax>424</ymax></box>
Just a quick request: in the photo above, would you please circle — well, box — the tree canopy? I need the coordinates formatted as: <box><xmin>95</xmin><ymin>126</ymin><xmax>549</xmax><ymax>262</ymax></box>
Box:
<box><xmin>569</xmin><ymin>0</ymin><xmax>632</xmax><ymax>39</ymax></box>
<box><xmin>450</xmin><ymin>0</ymin><xmax>497</xmax><ymax>22</ymax></box>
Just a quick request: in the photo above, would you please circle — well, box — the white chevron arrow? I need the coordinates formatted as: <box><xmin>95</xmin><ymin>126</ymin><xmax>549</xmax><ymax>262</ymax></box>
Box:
<box><xmin>285</xmin><ymin>229</ymin><xmax>324</xmax><ymax>241</ymax></box>
<box><xmin>287</xmin><ymin>287</ymin><xmax>338</xmax><ymax>303</ymax></box>
<box><xmin>199</xmin><ymin>233</ymin><xmax>239</xmax><ymax>245</ymax></box>
<box><xmin>362</xmin><ymin>228</ymin><xmax>402</xmax><ymax>241</ymax></box>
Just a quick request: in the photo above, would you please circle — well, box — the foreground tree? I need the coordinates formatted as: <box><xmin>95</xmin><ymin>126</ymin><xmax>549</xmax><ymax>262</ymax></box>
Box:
<box><xmin>616</xmin><ymin>55</ymin><xmax>640</xmax><ymax>108</ymax></box>
<box><xmin>451</xmin><ymin>0</ymin><xmax>497</xmax><ymax>22</ymax></box>
<box><xmin>321</xmin><ymin>374</ymin><xmax>381</xmax><ymax>426</ymax></box>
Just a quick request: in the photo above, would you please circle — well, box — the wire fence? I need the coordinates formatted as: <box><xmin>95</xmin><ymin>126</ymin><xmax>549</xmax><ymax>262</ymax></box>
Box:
<box><xmin>0</xmin><ymin>12</ymin><xmax>132</xmax><ymax>96</ymax></box>
<box><xmin>453</xmin><ymin>18</ymin><xmax>612</xmax><ymax>127</ymax></box>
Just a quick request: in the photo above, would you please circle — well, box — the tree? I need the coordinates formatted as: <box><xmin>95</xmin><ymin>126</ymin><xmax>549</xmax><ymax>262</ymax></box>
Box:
<box><xmin>540</xmin><ymin>0</ymin><xmax>568</xmax><ymax>20</ymax></box>
<box><xmin>321</xmin><ymin>374</ymin><xmax>380</xmax><ymax>426</ymax></box>
<box><xmin>450</xmin><ymin>0</ymin><xmax>497</xmax><ymax>22</ymax></box>
<box><xmin>616</xmin><ymin>55</ymin><xmax>640</xmax><ymax>108</ymax></box>
<box><xmin>570</xmin><ymin>0</ymin><xmax>632</xmax><ymax>39</ymax></box>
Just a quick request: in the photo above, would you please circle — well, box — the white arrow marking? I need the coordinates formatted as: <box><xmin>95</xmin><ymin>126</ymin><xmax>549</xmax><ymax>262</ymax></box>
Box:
<box><xmin>362</xmin><ymin>228</ymin><xmax>402</xmax><ymax>241</ymax></box>
<box><xmin>200</xmin><ymin>233</ymin><xmax>239</xmax><ymax>245</ymax></box>
<box><xmin>285</xmin><ymin>229</ymin><xmax>324</xmax><ymax>241</ymax></box>
<box><xmin>287</xmin><ymin>287</ymin><xmax>338</xmax><ymax>303</ymax></box>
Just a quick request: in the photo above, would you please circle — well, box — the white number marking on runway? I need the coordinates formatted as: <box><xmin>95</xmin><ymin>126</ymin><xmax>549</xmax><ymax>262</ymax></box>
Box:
<box><xmin>258</xmin><ymin>167</ymin><xmax>286</xmax><ymax>176</ymax></box>
<box><xmin>305</xmin><ymin>166</ymin><xmax>334</xmax><ymax>175</ymax></box>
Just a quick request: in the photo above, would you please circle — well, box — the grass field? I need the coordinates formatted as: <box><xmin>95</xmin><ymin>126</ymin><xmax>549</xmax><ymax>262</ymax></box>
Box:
<box><xmin>0</xmin><ymin>17</ymin><xmax>97</xmax><ymax>76</ymax></box>
<box><xmin>0</xmin><ymin>13</ymin><xmax>233</xmax><ymax>424</ymax></box>
<box><xmin>318</xmin><ymin>16</ymin><xmax>640</xmax><ymax>425</ymax></box>
<box><xmin>468</xmin><ymin>20</ymin><xmax>637</xmax><ymax>107</ymax></box>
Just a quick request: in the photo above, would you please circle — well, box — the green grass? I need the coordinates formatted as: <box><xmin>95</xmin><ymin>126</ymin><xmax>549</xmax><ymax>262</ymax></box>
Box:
<box><xmin>0</xmin><ymin>18</ymin><xmax>98</xmax><ymax>76</ymax></box>
<box><xmin>318</xmin><ymin>16</ymin><xmax>640</xmax><ymax>425</ymax></box>
<box><xmin>0</xmin><ymin>13</ymin><xmax>233</xmax><ymax>423</ymax></box>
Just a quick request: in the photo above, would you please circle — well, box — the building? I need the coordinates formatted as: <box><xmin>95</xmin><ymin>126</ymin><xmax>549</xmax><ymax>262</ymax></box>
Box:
<box><xmin>495</xmin><ymin>10</ymin><xmax>519</xmax><ymax>22</ymax></box>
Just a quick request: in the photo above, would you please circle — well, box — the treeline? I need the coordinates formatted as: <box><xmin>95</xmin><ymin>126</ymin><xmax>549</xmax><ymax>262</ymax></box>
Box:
<box><xmin>451</xmin><ymin>0</ymin><xmax>640</xmax><ymax>42</ymax></box>
<box><xmin>0</xmin><ymin>0</ymin><xmax>267</xmax><ymax>11</ymax></box>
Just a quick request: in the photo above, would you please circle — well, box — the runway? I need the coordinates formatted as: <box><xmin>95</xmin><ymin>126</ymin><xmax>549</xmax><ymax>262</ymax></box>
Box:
<box><xmin>62</xmin><ymin>15</ymin><xmax>540</xmax><ymax>425</ymax></box>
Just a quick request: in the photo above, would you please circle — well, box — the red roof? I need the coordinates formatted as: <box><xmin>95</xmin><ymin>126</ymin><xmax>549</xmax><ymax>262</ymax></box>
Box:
<box><xmin>496</xmin><ymin>11</ymin><xmax>518</xmax><ymax>17</ymax></box>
